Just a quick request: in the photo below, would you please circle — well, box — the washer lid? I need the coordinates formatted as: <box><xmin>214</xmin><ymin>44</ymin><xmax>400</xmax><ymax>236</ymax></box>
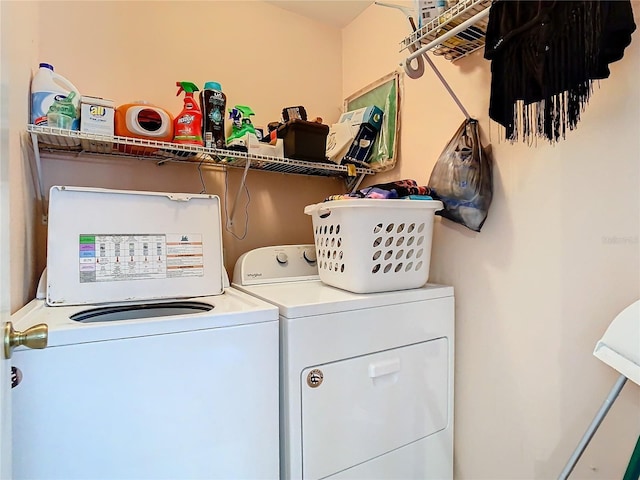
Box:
<box><xmin>46</xmin><ymin>186</ymin><xmax>225</xmax><ymax>306</ymax></box>
<box><xmin>233</xmin><ymin>280</ymin><xmax>453</xmax><ymax>318</ymax></box>
<box><xmin>12</xmin><ymin>288</ymin><xmax>278</xmax><ymax>347</ymax></box>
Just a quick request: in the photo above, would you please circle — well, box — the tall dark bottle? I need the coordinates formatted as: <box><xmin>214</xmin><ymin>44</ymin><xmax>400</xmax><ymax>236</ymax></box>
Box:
<box><xmin>200</xmin><ymin>81</ymin><xmax>226</xmax><ymax>149</ymax></box>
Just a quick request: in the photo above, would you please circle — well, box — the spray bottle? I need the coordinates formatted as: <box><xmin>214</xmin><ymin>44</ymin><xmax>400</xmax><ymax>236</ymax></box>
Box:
<box><xmin>226</xmin><ymin>105</ymin><xmax>257</xmax><ymax>151</ymax></box>
<box><xmin>46</xmin><ymin>90</ymin><xmax>78</xmax><ymax>129</ymax></box>
<box><xmin>173</xmin><ymin>81</ymin><xmax>203</xmax><ymax>145</ymax></box>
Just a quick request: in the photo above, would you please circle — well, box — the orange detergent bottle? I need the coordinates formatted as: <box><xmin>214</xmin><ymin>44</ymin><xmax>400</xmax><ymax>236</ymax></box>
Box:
<box><xmin>173</xmin><ymin>81</ymin><xmax>203</xmax><ymax>145</ymax></box>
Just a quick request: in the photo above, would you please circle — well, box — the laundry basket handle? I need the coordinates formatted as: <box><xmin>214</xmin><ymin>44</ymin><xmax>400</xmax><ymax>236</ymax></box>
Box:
<box><xmin>304</xmin><ymin>204</ymin><xmax>332</xmax><ymax>218</ymax></box>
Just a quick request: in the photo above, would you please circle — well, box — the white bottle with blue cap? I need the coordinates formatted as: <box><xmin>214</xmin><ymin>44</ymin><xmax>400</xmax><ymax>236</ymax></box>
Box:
<box><xmin>31</xmin><ymin>62</ymin><xmax>81</xmax><ymax>129</ymax></box>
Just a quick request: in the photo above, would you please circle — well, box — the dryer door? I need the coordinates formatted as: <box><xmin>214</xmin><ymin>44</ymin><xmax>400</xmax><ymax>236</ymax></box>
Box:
<box><xmin>300</xmin><ymin>337</ymin><xmax>449</xmax><ymax>479</ymax></box>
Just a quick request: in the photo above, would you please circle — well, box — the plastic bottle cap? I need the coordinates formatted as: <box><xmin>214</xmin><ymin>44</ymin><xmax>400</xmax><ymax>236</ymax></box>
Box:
<box><xmin>39</xmin><ymin>63</ymin><xmax>54</xmax><ymax>71</ymax></box>
<box><xmin>204</xmin><ymin>81</ymin><xmax>222</xmax><ymax>91</ymax></box>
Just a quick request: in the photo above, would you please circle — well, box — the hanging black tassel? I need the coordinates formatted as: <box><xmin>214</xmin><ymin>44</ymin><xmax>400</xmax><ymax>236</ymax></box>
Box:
<box><xmin>484</xmin><ymin>0</ymin><xmax>636</xmax><ymax>144</ymax></box>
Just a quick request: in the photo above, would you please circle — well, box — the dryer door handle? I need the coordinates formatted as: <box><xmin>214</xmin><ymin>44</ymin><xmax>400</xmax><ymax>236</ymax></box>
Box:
<box><xmin>368</xmin><ymin>358</ymin><xmax>401</xmax><ymax>378</ymax></box>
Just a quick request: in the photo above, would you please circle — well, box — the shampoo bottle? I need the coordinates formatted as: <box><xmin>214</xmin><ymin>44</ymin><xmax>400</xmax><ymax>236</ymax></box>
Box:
<box><xmin>173</xmin><ymin>81</ymin><xmax>203</xmax><ymax>145</ymax></box>
<box><xmin>200</xmin><ymin>81</ymin><xmax>226</xmax><ymax>149</ymax></box>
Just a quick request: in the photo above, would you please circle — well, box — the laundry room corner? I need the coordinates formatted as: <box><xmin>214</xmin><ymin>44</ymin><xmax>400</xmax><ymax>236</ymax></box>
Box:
<box><xmin>14</xmin><ymin>0</ymin><xmax>351</xmax><ymax>308</ymax></box>
<box><xmin>343</xmin><ymin>1</ymin><xmax>640</xmax><ymax>478</ymax></box>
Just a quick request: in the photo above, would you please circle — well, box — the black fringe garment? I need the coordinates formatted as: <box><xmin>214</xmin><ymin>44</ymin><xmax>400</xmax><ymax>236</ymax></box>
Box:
<box><xmin>484</xmin><ymin>1</ymin><xmax>636</xmax><ymax>143</ymax></box>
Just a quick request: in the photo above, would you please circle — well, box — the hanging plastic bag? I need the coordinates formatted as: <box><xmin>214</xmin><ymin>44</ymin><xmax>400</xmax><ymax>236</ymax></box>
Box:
<box><xmin>427</xmin><ymin>119</ymin><xmax>493</xmax><ymax>232</ymax></box>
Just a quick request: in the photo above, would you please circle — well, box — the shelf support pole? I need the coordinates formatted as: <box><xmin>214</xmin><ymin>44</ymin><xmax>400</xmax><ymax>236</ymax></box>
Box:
<box><xmin>558</xmin><ymin>374</ymin><xmax>628</xmax><ymax>480</ymax></box>
<box><xmin>422</xmin><ymin>53</ymin><xmax>471</xmax><ymax>119</ymax></box>
<box><xmin>228</xmin><ymin>157</ymin><xmax>251</xmax><ymax>227</ymax></box>
<box><xmin>29</xmin><ymin>132</ymin><xmax>48</xmax><ymax>224</ymax></box>
<box><xmin>345</xmin><ymin>172</ymin><xmax>367</xmax><ymax>193</ymax></box>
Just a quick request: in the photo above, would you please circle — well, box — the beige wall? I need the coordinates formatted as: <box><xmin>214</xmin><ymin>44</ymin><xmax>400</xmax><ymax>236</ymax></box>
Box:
<box><xmin>7</xmin><ymin>0</ymin><xmax>348</xmax><ymax>310</ymax></box>
<box><xmin>343</xmin><ymin>2</ymin><xmax>640</xmax><ymax>478</ymax></box>
<box><xmin>3</xmin><ymin>1</ymin><xmax>40</xmax><ymax>313</ymax></box>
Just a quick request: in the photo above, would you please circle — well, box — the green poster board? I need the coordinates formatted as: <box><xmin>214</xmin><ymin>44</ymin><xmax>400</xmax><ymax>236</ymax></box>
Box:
<box><xmin>345</xmin><ymin>71</ymin><xmax>401</xmax><ymax>172</ymax></box>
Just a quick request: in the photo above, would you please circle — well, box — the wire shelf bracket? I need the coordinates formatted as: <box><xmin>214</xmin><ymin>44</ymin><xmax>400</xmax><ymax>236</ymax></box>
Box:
<box><xmin>381</xmin><ymin>0</ymin><xmax>491</xmax><ymax>119</ymax></box>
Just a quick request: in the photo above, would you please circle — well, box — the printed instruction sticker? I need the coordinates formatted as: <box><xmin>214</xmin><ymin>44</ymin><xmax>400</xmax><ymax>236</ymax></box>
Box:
<box><xmin>79</xmin><ymin>233</ymin><xmax>204</xmax><ymax>283</ymax></box>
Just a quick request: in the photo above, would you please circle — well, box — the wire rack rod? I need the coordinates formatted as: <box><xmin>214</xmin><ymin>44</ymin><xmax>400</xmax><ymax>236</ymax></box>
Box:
<box><xmin>27</xmin><ymin>125</ymin><xmax>375</xmax><ymax>178</ymax></box>
<box><xmin>28</xmin><ymin>124</ymin><xmax>375</xmax><ymax>225</ymax></box>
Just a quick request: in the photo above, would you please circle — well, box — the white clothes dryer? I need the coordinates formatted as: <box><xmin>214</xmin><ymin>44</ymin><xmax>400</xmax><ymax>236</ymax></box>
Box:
<box><xmin>10</xmin><ymin>187</ymin><xmax>280</xmax><ymax>480</ymax></box>
<box><xmin>233</xmin><ymin>244</ymin><xmax>455</xmax><ymax>480</ymax></box>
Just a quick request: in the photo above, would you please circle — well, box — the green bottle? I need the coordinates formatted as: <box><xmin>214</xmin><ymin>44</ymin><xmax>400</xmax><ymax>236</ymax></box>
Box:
<box><xmin>46</xmin><ymin>91</ymin><xmax>78</xmax><ymax>129</ymax></box>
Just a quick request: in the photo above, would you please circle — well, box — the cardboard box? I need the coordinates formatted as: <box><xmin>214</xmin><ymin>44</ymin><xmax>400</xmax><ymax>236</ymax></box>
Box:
<box><xmin>247</xmin><ymin>135</ymin><xmax>284</xmax><ymax>158</ymax></box>
<box><xmin>325</xmin><ymin>122</ymin><xmax>354</xmax><ymax>164</ymax></box>
<box><xmin>335</xmin><ymin>106</ymin><xmax>384</xmax><ymax>165</ymax></box>
<box><xmin>80</xmin><ymin>96</ymin><xmax>114</xmax><ymax>136</ymax></box>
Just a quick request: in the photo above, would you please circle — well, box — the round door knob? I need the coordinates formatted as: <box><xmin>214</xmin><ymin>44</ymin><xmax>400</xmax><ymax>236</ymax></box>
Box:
<box><xmin>303</xmin><ymin>249</ymin><xmax>317</xmax><ymax>264</ymax></box>
<box><xmin>276</xmin><ymin>252</ymin><xmax>288</xmax><ymax>264</ymax></box>
<box><xmin>4</xmin><ymin>322</ymin><xmax>48</xmax><ymax>359</ymax></box>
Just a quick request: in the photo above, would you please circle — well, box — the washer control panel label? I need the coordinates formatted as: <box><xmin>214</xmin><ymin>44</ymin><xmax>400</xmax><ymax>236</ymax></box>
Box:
<box><xmin>79</xmin><ymin>233</ymin><xmax>204</xmax><ymax>283</ymax></box>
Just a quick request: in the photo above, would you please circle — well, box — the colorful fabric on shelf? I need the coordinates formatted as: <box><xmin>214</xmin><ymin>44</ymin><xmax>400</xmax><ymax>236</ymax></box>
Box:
<box><xmin>325</xmin><ymin>179</ymin><xmax>434</xmax><ymax>201</ymax></box>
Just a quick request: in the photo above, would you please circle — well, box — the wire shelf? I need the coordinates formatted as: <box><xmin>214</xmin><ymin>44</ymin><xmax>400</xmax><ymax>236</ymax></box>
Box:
<box><xmin>400</xmin><ymin>0</ymin><xmax>492</xmax><ymax>62</ymax></box>
<box><xmin>27</xmin><ymin>124</ymin><xmax>375</xmax><ymax>178</ymax></box>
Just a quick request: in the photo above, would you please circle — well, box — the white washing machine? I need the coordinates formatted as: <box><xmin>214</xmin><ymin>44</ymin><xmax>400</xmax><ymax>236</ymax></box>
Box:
<box><xmin>233</xmin><ymin>244</ymin><xmax>455</xmax><ymax>480</ymax></box>
<box><xmin>10</xmin><ymin>186</ymin><xmax>280</xmax><ymax>480</ymax></box>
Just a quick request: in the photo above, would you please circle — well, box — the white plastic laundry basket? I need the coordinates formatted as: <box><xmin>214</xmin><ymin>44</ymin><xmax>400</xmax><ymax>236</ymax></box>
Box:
<box><xmin>304</xmin><ymin>199</ymin><xmax>443</xmax><ymax>293</ymax></box>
